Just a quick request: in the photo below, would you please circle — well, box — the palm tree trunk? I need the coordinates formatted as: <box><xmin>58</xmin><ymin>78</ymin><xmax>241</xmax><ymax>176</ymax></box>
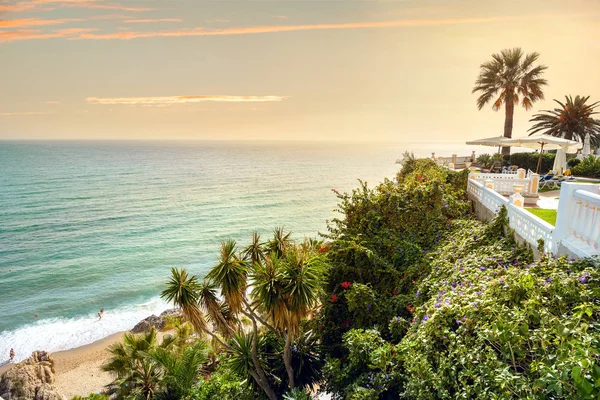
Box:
<box><xmin>503</xmin><ymin>95</ymin><xmax>515</xmax><ymax>155</ymax></box>
<box><xmin>248</xmin><ymin>313</ymin><xmax>278</xmax><ymax>400</ymax></box>
<box><xmin>283</xmin><ymin>332</ymin><xmax>295</xmax><ymax>389</ymax></box>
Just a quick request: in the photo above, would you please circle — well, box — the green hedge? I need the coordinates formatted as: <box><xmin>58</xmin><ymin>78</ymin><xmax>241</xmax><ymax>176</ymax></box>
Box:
<box><xmin>508</xmin><ymin>152</ymin><xmax>555</xmax><ymax>173</ymax></box>
<box><xmin>573</xmin><ymin>155</ymin><xmax>600</xmax><ymax>178</ymax></box>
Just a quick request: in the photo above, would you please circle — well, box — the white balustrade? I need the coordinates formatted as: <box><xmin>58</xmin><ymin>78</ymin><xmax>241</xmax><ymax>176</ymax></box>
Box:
<box><xmin>507</xmin><ymin>204</ymin><xmax>554</xmax><ymax>254</ymax></box>
<box><xmin>467</xmin><ymin>178</ymin><xmax>483</xmax><ymax>201</ymax></box>
<box><xmin>553</xmin><ymin>182</ymin><xmax>600</xmax><ymax>258</ymax></box>
<box><xmin>481</xmin><ymin>184</ymin><xmax>509</xmax><ymax>213</ymax></box>
<box><xmin>571</xmin><ymin>190</ymin><xmax>600</xmax><ymax>250</ymax></box>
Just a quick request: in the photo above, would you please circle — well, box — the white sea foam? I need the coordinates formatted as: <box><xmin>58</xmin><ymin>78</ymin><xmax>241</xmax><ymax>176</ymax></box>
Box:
<box><xmin>0</xmin><ymin>297</ymin><xmax>171</xmax><ymax>364</ymax></box>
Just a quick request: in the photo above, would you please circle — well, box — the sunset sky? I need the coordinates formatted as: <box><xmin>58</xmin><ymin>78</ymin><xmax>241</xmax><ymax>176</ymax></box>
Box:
<box><xmin>1</xmin><ymin>0</ymin><xmax>599</xmax><ymax>143</ymax></box>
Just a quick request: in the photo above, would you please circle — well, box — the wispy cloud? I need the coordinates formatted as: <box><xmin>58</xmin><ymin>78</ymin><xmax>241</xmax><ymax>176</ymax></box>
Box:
<box><xmin>0</xmin><ymin>17</ymin><xmax>82</xmax><ymax>28</ymax></box>
<box><xmin>0</xmin><ymin>27</ymin><xmax>95</xmax><ymax>41</ymax></box>
<box><xmin>1</xmin><ymin>111</ymin><xmax>51</xmax><ymax>116</ymax></box>
<box><xmin>45</xmin><ymin>100</ymin><xmax>60</xmax><ymax>104</ymax></box>
<box><xmin>86</xmin><ymin>95</ymin><xmax>288</xmax><ymax>106</ymax></box>
<box><xmin>124</xmin><ymin>18</ymin><xmax>181</xmax><ymax>23</ymax></box>
<box><xmin>1</xmin><ymin>0</ymin><xmax>152</xmax><ymax>14</ymax></box>
<box><xmin>272</xmin><ymin>15</ymin><xmax>288</xmax><ymax>20</ymax></box>
<box><xmin>74</xmin><ymin>15</ymin><xmax>545</xmax><ymax>41</ymax></box>
<box><xmin>208</xmin><ymin>19</ymin><xmax>231</xmax><ymax>23</ymax></box>
<box><xmin>0</xmin><ymin>14</ymin><xmax>560</xmax><ymax>43</ymax></box>
<box><xmin>88</xmin><ymin>14</ymin><xmax>131</xmax><ymax>20</ymax></box>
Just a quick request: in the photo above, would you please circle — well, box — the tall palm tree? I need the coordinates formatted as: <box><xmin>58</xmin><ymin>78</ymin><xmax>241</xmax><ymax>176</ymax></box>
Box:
<box><xmin>528</xmin><ymin>95</ymin><xmax>600</xmax><ymax>146</ymax></box>
<box><xmin>473</xmin><ymin>48</ymin><xmax>548</xmax><ymax>155</ymax></box>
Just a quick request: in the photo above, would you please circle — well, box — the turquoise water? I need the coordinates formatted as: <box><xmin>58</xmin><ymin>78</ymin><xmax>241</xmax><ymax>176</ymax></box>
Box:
<box><xmin>0</xmin><ymin>141</ymin><xmax>402</xmax><ymax>361</ymax></box>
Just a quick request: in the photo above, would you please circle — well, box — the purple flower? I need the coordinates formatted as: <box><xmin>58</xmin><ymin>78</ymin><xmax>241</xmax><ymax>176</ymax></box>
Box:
<box><xmin>480</xmin><ymin>267</ymin><xmax>486</xmax><ymax>271</ymax></box>
<box><xmin>499</xmin><ymin>277</ymin><xmax>504</xmax><ymax>284</ymax></box>
<box><xmin>567</xmin><ymin>268</ymin><xmax>572</xmax><ymax>274</ymax></box>
<box><xmin>472</xmin><ymin>302</ymin><xmax>478</xmax><ymax>307</ymax></box>
<box><xmin>434</xmin><ymin>303</ymin><xmax>440</xmax><ymax>308</ymax></box>
<box><xmin>458</xmin><ymin>291</ymin><xmax>464</xmax><ymax>296</ymax></box>
<box><xmin>451</xmin><ymin>282</ymin><xmax>457</xmax><ymax>288</ymax></box>
<box><xmin>423</xmin><ymin>315</ymin><xmax>429</xmax><ymax>322</ymax></box>
<box><xmin>579</xmin><ymin>272</ymin><xmax>590</xmax><ymax>284</ymax></box>
<box><xmin>545</xmin><ymin>277</ymin><xmax>552</xmax><ymax>284</ymax></box>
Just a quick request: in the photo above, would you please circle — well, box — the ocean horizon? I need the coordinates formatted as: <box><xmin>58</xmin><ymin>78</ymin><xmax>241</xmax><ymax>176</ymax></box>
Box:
<box><xmin>0</xmin><ymin>140</ymin><xmax>480</xmax><ymax>362</ymax></box>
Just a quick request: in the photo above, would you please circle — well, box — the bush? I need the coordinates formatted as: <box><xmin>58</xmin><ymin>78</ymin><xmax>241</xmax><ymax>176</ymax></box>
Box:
<box><xmin>567</xmin><ymin>157</ymin><xmax>581</xmax><ymax>168</ymax></box>
<box><xmin>508</xmin><ymin>152</ymin><xmax>555</xmax><ymax>173</ymax></box>
<box><xmin>190</xmin><ymin>364</ymin><xmax>258</xmax><ymax>400</ymax></box>
<box><xmin>573</xmin><ymin>155</ymin><xmax>600</xmax><ymax>178</ymax></box>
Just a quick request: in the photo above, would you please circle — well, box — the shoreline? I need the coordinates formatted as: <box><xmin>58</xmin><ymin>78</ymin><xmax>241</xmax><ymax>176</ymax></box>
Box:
<box><xmin>0</xmin><ymin>331</ymin><xmax>125</xmax><ymax>398</ymax></box>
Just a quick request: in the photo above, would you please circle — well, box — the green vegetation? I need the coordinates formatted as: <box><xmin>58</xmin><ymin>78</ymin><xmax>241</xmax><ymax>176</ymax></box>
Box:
<box><xmin>574</xmin><ymin>155</ymin><xmax>600</xmax><ymax>178</ymax></box>
<box><xmin>95</xmin><ymin>159</ymin><xmax>599</xmax><ymax>400</ymax></box>
<box><xmin>529</xmin><ymin>95</ymin><xmax>600</xmax><ymax>146</ymax></box>
<box><xmin>472</xmin><ymin>48</ymin><xmax>548</xmax><ymax>155</ymax></box>
<box><xmin>525</xmin><ymin>208</ymin><xmax>557</xmax><ymax>225</ymax></box>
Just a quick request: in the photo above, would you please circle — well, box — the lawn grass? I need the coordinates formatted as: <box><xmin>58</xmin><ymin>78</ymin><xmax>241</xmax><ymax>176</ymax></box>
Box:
<box><xmin>525</xmin><ymin>208</ymin><xmax>557</xmax><ymax>226</ymax></box>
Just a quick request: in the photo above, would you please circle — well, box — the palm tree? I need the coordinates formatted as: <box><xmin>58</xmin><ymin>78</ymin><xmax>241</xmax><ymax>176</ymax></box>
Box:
<box><xmin>149</xmin><ymin>340</ymin><xmax>210</xmax><ymax>400</ymax></box>
<box><xmin>473</xmin><ymin>48</ymin><xmax>548</xmax><ymax>155</ymax></box>
<box><xmin>243</xmin><ymin>231</ymin><xmax>266</xmax><ymax>266</ymax></box>
<box><xmin>206</xmin><ymin>240</ymin><xmax>248</xmax><ymax>313</ymax></box>
<box><xmin>528</xmin><ymin>95</ymin><xmax>600</xmax><ymax>146</ymax></box>
<box><xmin>102</xmin><ymin>330</ymin><xmax>163</xmax><ymax>399</ymax></box>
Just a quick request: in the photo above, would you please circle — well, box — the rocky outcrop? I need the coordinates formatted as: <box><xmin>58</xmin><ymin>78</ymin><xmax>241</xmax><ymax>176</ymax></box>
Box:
<box><xmin>0</xmin><ymin>351</ymin><xmax>66</xmax><ymax>400</ymax></box>
<box><xmin>131</xmin><ymin>308</ymin><xmax>182</xmax><ymax>333</ymax></box>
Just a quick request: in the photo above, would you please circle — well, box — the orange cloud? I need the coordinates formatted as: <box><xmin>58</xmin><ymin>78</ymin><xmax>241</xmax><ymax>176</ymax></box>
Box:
<box><xmin>74</xmin><ymin>15</ymin><xmax>543</xmax><ymax>41</ymax></box>
<box><xmin>0</xmin><ymin>17</ymin><xmax>81</xmax><ymax>28</ymax></box>
<box><xmin>1</xmin><ymin>0</ymin><xmax>152</xmax><ymax>14</ymax></box>
<box><xmin>272</xmin><ymin>15</ymin><xmax>288</xmax><ymax>19</ymax></box>
<box><xmin>124</xmin><ymin>18</ymin><xmax>182</xmax><ymax>23</ymax></box>
<box><xmin>88</xmin><ymin>14</ymin><xmax>132</xmax><ymax>20</ymax></box>
<box><xmin>0</xmin><ymin>27</ymin><xmax>95</xmax><ymax>41</ymax></box>
<box><xmin>0</xmin><ymin>111</ymin><xmax>51</xmax><ymax>116</ymax></box>
<box><xmin>86</xmin><ymin>95</ymin><xmax>288</xmax><ymax>106</ymax></box>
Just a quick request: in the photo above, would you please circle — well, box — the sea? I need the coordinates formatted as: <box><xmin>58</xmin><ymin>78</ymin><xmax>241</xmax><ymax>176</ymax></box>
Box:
<box><xmin>0</xmin><ymin>140</ymin><xmax>467</xmax><ymax>363</ymax></box>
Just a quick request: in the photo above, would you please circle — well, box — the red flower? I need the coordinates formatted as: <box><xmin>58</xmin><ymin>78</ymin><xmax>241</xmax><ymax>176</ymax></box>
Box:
<box><xmin>393</xmin><ymin>290</ymin><xmax>399</xmax><ymax>296</ymax></box>
<box><xmin>341</xmin><ymin>281</ymin><xmax>352</xmax><ymax>289</ymax></box>
<box><xmin>340</xmin><ymin>319</ymin><xmax>352</xmax><ymax>328</ymax></box>
<box><xmin>407</xmin><ymin>305</ymin><xmax>414</xmax><ymax>314</ymax></box>
<box><xmin>417</xmin><ymin>174</ymin><xmax>422</xmax><ymax>182</ymax></box>
<box><xmin>318</xmin><ymin>245</ymin><xmax>329</xmax><ymax>253</ymax></box>
<box><xmin>330</xmin><ymin>294</ymin><xmax>338</xmax><ymax>303</ymax></box>
<box><xmin>331</xmin><ymin>188</ymin><xmax>340</xmax><ymax>195</ymax></box>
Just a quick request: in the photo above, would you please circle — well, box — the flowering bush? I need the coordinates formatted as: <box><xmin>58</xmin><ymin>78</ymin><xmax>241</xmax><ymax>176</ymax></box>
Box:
<box><xmin>317</xmin><ymin>160</ymin><xmax>600</xmax><ymax>399</ymax></box>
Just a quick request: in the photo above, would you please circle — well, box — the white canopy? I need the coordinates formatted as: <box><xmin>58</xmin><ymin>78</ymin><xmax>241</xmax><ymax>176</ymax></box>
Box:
<box><xmin>465</xmin><ymin>136</ymin><xmax>512</xmax><ymax>147</ymax></box>
<box><xmin>504</xmin><ymin>134</ymin><xmax>582</xmax><ymax>153</ymax></box>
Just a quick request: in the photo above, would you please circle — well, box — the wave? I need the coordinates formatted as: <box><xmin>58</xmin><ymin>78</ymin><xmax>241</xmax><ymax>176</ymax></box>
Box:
<box><xmin>0</xmin><ymin>297</ymin><xmax>170</xmax><ymax>364</ymax></box>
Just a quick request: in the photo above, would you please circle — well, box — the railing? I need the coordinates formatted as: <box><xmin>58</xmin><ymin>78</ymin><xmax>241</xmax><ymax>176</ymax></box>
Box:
<box><xmin>481</xmin><ymin>184</ymin><xmax>509</xmax><ymax>212</ymax></box>
<box><xmin>469</xmin><ymin>171</ymin><xmax>539</xmax><ymax>196</ymax></box>
<box><xmin>553</xmin><ymin>183</ymin><xmax>600</xmax><ymax>258</ymax></box>
<box><xmin>467</xmin><ymin>178</ymin><xmax>483</xmax><ymax>201</ymax></box>
<box><xmin>507</xmin><ymin>205</ymin><xmax>554</xmax><ymax>254</ymax></box>
<box><xmin>468</xmin><ymin>177</ymin><xmax>554</xmax><ymax>255</ymax></box>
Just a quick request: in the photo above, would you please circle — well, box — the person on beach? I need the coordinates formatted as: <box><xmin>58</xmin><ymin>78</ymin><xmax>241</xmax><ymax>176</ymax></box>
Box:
<box><xmin>98</xmin><ymin>308</ymin><xmax>104</xmax><ymax>320</ymax></box>
<box><xmin>9</xmin><ymin>348</ymin><xmax>15</xmax><ymax>362</ymax></box>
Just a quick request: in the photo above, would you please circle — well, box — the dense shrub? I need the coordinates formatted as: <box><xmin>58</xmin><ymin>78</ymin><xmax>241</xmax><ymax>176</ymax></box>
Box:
<box><xmin>573</xmin><ymin>155</ymin><xmax>600</xmax><ymax>178</ymax></box>
<box><xmin>508</xmin><ymin>152</ymin><xmax>555</xmax><ymax>173</ymax></box>
<box><xmin>190</xmin><ymin>364</ymin><xmax>259</xmax><ymax>400</ymax></box>
<box><xmin>317</xmin><ymin>160</ymin><xmax>600</xmax><ymax>399</ymax></box>
<box><xmin>567</xmin><ymin>157</ymin><xmax>581</xmax><ymax>168</ymax></box>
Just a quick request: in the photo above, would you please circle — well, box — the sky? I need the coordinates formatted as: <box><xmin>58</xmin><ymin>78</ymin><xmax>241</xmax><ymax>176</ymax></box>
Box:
<box><xmin>1</xmin><ymin>0</ymin><xmax>600</xmax><ymax>143</ymax></box>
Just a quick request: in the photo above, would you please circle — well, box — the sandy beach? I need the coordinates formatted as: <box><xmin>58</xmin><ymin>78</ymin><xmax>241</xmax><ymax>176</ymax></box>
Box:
<box><xmin>0</xmin><ymin>331</ymin><xmax>125</xmax><ymax>399</ymax></box>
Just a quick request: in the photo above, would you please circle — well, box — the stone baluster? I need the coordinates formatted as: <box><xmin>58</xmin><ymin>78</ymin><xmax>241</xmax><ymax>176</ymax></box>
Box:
<box><xmin>571</xmin><ymin>199</ymin><xmax>584</xmax><ymax>238</ymax></box>
<box><xmin>529</xmin><ymin>174</ymin><xmax>539</xmax><ymax>195</ymax></box>
<box><xmin>517</xmin><ymin>168</ymin><xmax>526</xmax><ymax>179</ymax></box>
